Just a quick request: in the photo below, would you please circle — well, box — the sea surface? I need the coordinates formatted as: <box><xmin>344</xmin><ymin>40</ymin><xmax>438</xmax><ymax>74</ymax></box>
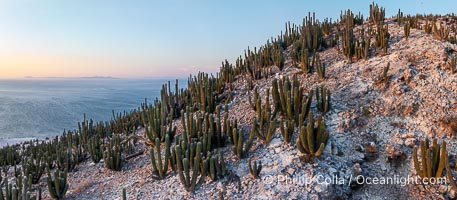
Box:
<box><xmin>0</xmin><ymin>78</ymin><xmax>185</xmax><ymax>139</ymax></box>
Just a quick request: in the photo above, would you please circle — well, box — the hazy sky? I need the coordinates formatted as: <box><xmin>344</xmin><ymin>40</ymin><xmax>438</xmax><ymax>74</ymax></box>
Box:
<box><xmin>0</xmin><ymin>1</ymin><xmax>455</xmax><ymax>78</ymax></box>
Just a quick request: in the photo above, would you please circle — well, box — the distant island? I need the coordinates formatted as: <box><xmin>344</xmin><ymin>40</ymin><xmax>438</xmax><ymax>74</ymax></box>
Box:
<box><xmin>24</xmin><ymin>76</ymin><xmax>119</xmax><ymax>79</ymax></box>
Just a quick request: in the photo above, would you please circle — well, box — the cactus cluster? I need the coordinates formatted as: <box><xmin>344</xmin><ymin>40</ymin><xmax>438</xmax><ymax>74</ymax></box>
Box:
<box><xmin>170</xmin><ymin>106</ymin><xmax>232</xmax><ymax>191</ymax></box>
<box><xmin>280</xmin><ymin>117</ymin><xmax>295</xmax><ymax>144</ymax></box>
<box><xmin>142</xmin><ymin>98</ymin><xmax>177</xmax><ymax>145</ymax></box>
<box><xmin>46</xmin><ymin>167</ymin><xmax>68</xmax><ymax>200</ymax></box>
<box><xmin>424</xmin><ymin>20</ymin><xmax>433</xmax><ymax>34</ymax></box>
<box><xmin>249</xmin><ymin>88</ymin><xmax>277</xmax><ymax>144</ymax></box>
<box><xmin>271</xmin><ymin>76</ymin><xmax>313</xmax><ymax>123</ymax></box>
<box><xmin>339</xmin><ymin>9</ymin><xmax>371</xmax><ymax>63</ymax></box>
<box><xmin>412</xmin><ymin>138</ymin><xmax>446</xmax><ymax>179</ymax></box>
<box><xmin>0</xmin><ymin>113</ymin><xmax>124</xmax><ymax>199</ymax></box>
<box><xmin>88</xmin><ymin>134</ymin><xmax>103</xmax><ymax>163</ymax></box>
<box><xmin>22</xmin><ymin>156</ymin><xmax>44</xmax><ymax>185</ymax></box>
<box><xmin>432</xmin><ymin>22</ymin><xmax>450</xmax><ymax>42</ymax></box>
<box><xmin>0</xmin><ymin>171</ymin><xmax>41</xmax><ymax>200</ymax></box>
<box><xmin>396</xmin><ymin>9</ymin><xmax>403</xmax><ymax>26</ymax></box>
<box><xmin>180</xmin><ymin>106</ymin><xmax>228</xmax><ymax>150</ymax></box>
<box><xmin>316</xmin><ymin>86</ymin><xmax>332</xmax><ymax>114</ymax></box>
<box><xmin>340</xmin><ymin>9</ymin><xmax>363</xmax><ymax>29</ymax></box>
<box><xmin>104</xmin><ymin>135</ymin><xmax>123</xmax><ymax>171</ymax></box>
<box><xmin>188</xmin><ymin>72</ymin><xmax>224</xmax><ymax>113</ymax></box>
<box><xmin>248</xmin><ymin>158</ymin><xmax>262</xmax><ymax>179</ymax></box>
<box><xmin>206</xmin><ymin>152</ymin><xmax>226</xmax><ymax>181</ymax></box>
<box><xmin>232</xmin><ymin>126</ymin><xmax>256</xmax><ymax>159</ymax></box>
<box><xmin>174</xmin><ymin>142</ymin><xmax>207</xmax><ymax>192</ymax></box>
<box><xmin>150</xmin><ymin>135</ymin><xmax>172</xmax><ymax>180</ymax></box>
<box><xmin>375</xmin><ymin>22</ymin><xmax>390</xmax><ymax>55</ymax></box>
<box><xmin>369</xmin><ymin>2</ymin><xmax>385</xmax><ymax>26</ymax></box>
<box><xmin>296</xmin><ymin>112</ymin><xmax>329</xmax><ymax>157</ymax></box>
<box><xmin>404</xmin><ymin>22</ymin><xmax>411</xmax><ymax>40</ymax></box>
<box><xmin>341</xmin><ymin>21</ymin><xmax>355</xmax><ymax>63</ymax></box>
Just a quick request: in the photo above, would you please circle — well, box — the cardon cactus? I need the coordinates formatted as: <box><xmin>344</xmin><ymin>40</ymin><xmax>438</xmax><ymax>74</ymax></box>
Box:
<box><xmin>296</xmin><ymin>112</ymin><xmax>329</xmax><ymax>157</ymax></box>
<box><xmin>22</xmin><ymin>156</ymin><xmax>45</xmax><ymax>184</ymax></box>
<box><xmin>150</xmin><ymin>134</ymin><xmax>172</xmax><ymax>180</ymax></box>
<box><xmin>248</xmin><ymin>158</ymin><xmax>262</xmax><ymax>179</ymax></box>
<box><xmin>232</xmin><ymin>123</ymin><xmax>256</xmax><ymax>159</ymax></box>
<box><xmin>412</xmin><ymin>138</ymin><xmax>446</xmax><ymax>179</ymax></box>
<box><xmin>315</xmin><ymin>86</ymin><xmax>331</xmax><ymax>114</ymax></box>
<box><xmin>280</xmin><ymin>117</ymin><xmax>295</xmax><ymax>144</ymax></box>
<box><xmin>104</xmin><ymin>135</ymin><xmax>123</xmax><ymax>171</ymax></box>
<box><xmin>175</xmin><ymin>142</ymin><xmax>207</xmax><ymax>192</ymax></box>
<box><xmin>46</xmin><ymin>167</ymin><xmax>68</xmax><ymax>200</ymax></box>
<box><xmin>89</xmin><ymin>134</ymin><xmax>103</xmax><ymax>163</ymax></box>
<box><xmin>207</xmin><ymin>152</ymin><xmax>226</xmax><ymax>181</ymax></box>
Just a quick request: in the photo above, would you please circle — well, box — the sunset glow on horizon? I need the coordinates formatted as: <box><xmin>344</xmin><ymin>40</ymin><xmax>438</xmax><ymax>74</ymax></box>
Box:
<box><xmin>0</xmin><ymin>0</ymin><xmax>455</xmax><ymax>79</ymax></box>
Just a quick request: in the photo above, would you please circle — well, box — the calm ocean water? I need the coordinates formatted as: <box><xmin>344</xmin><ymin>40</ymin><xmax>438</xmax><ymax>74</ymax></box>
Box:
<box><xmin>0</xmin><ymin>78</ymin><xmax>184</xmax><ymax>139</ymax></box>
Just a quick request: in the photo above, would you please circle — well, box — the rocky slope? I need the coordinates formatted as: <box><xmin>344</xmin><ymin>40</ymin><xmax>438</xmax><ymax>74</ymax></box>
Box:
<box><xmin>33</xmin><ymin>18</ymin><xmax>457</xmax><ymax>200</ymax></box>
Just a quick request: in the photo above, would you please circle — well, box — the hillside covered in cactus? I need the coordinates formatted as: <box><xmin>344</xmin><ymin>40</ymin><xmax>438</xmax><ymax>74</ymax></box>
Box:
<box><xmin>1</xmin><ymin>2</ymin><xmax>457</xmax><ymax>199</ymax></box>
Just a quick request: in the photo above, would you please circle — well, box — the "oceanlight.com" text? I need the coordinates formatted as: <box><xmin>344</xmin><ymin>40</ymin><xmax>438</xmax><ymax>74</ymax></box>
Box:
<box><xmin>263</xmin><ymin>174</ymin><xmax>448</xmax><ymax>187</ymax></box>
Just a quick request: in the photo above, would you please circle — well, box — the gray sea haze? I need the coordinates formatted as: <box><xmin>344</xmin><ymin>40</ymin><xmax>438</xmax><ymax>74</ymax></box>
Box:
<box><xmin>0</xmin><ymin>78</ymin><xmax>186</xmax><ymax>140</ymax></box>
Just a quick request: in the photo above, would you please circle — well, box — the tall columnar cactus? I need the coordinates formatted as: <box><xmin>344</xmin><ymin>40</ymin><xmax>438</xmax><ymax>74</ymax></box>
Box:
<box><xmin>104</xmin><ymin>135</ymin><xmax>123</xmax><ymax>171</ymax></box>
<box><xmin>142</xmin><ymin>99</ymin><xmax>177</xmax><ymax>145</ymax></box>
<box><xmin>296</xmin><ymin>112</ymin><xmax>329</xmax><ymax>157</ymax></box>
<box><xmin>56</xmin><ymin>147</ymin><xmax>76</xmax><ymax>172</ymax></box>
<box><xmin>272</xmin><ymin>46</ymin><xmax>285</xmax><ymax>70</ymax></box>
<box><xmin>207</xmin><ymin>152</ymin><xmax>226</xmax><ymax>181</ymax></box>
<box><xmin>248</xmin><ymin>158</ymin><xmax>262</xmax><ymax>179</ymax></box>
<box><xmin>280</xmin><ymin>117</ymin><xmax>295</xmax><ymax>144</ymax></box>
<box><xmin>448</xmin><ymin>55</ymin><xmax>456</xmax><ymax>74</ymax></box>
<box><xmin>301</xmin><ymin>48</ymin><xmax>311</xmax><ymax>73</ymax></box>
<box><xmin>232</xmin><ymin>125</ymin><xmax>256</xmax><ymax>159</ymax></box>
<box><xmin>315</xmin><ymin>86</ymin><xmax>331</xmax><ymax>114</ymax></box>
<box><xmin>88</xmin><ymin>134</ymin><xmax>103</xmax><ymax>163</ymax></box>
<box><xmin>375</xmin><ymin>22</ymin><xmax>390</xmax><ymax>55</ymax></box>
<box><xmin>424</xmin><ymin>20</ymin><xmax>433</xmax><ymax>34</ymax></box>
<box><xmin>248</xmin><ymin>87</ymin><xmax>260</xmax><ymax>112</ymax></box>
<box><xmin>9</xmin><ymin>173</ymin><xmax>38</xmax><ymax>200</ymax></box>
<box><xmin>432</xmin><ymin>22</ymin><xmax>449</xmax><ymax>42</ymax></box>
<box><xmin>253</xmin><ymin>89</ymin><xmax>277</xmax><ymax>144</ymax></box>
<box><xmin>397</xmin><ymin>9</ymin><xmax>403</xmax><ymax>26</ymax></box>
<box><xmin>150</xmin><ymin>134</ymin><xmax>172</xmax><ymax>180</ymax></box>
<box><xmin>412</xmin><ymin>138</ymin><xmax>446</xmax><ymax>179</ymax></box>
<box><xmin>312</xmin><ymin>51</ymin><xmax>325</xmax><ymax>80</ymax></box>
<box><xmin>122</xmin><ymin>188</ymin><xmax>127</xmax><ymax>200</ymax></box>
<box><xmin>341</xmin><ymin>23</ymin><xmax>355</xmax><ymax>63</ymax></box>
<box><xmin>254</xmin><ymin>117</ymin><xmax>276</xmax><ymax>144</ymax></box>
<box><xmin>300</xmin><ymin>12</ymin><xmax>325</xmax><ymax>52</ymax></box>
<box><xmin>354</xmin><ymin>27</ymin><xmax>371</xmax><ymax>61</ymax></box>
<box><xmin>404</xmin><ymin>22</ymin><xmax>411</xmax><ymax>40</ymax></box>
<box><xmin>22</xmin><ymin>156</ymin><xmax>45</xmax><ymax>184</ymax></box>
<box><xmin>46</xmin><ymin>167</ymin><xmax>68</xmax><ymax>200</ymax></box>
<box><xmin>271</xmin><ymin>76</ymin><xmax>304</xmax><ymax>121</ymax></box>
<box><xmin>369</xmin><ymin>2</ymin><xmax>385</xmax><ymax>26</ymax></box>
<box><xmin>212</xmin><ymin>106</ymin><xmax>228</xmax><ymax>148</ymax></box>
<box><xmin>175</xmin><ymin>142</ymin><xmax>207</xmax><ymax>192</ymax></box>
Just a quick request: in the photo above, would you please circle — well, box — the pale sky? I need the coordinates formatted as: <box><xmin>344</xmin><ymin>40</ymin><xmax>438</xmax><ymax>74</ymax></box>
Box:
<box><xmin>0</xmin><ymin>0</ymin><xmax>455</xmax><ymax>78</ymax></box>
